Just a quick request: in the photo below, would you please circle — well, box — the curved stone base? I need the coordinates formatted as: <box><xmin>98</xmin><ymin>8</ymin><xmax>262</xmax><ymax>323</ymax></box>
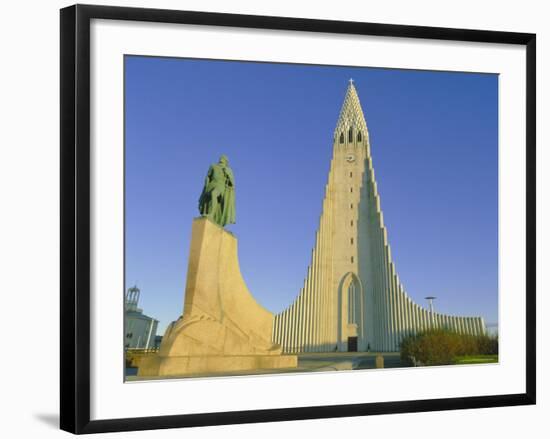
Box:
<box><xmin>138</xmin><ymin>217</ymin><xmax>297</xmax><ymax>377</ymax></box>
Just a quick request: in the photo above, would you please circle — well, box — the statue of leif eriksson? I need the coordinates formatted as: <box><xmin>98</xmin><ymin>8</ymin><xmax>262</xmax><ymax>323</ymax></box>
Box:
<box><xmin>198</xmin><ymin>155</ymin><xmax>236</xmax><ymax>227</ymax></box>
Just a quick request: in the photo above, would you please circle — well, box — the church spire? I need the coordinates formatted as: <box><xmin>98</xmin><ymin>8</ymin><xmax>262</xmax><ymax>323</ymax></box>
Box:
<box><xmin>334</xmin><ymin>79</ymin><xmax>368</xmax><ymax>139</ymax></box>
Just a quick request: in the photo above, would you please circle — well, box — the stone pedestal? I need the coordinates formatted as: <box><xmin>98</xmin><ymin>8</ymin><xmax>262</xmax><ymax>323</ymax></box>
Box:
<box><xmin>138</xmin><ymin>217</ymin><xmax>297</xmax><ymax>377</ymax></box>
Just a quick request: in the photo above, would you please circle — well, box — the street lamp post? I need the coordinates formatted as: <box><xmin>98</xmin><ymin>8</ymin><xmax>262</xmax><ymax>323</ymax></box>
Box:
<box><xmin>425</xmin><ymin>296</ymin><xmax>436</xmax><ymax>329</ymax></box>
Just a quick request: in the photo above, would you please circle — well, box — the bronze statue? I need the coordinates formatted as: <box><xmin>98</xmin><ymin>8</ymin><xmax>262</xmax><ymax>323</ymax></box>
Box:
<box><xmin>198</xmin><ymin>155</ymin><xmax>236</xmax><ymax>227</ymax></box>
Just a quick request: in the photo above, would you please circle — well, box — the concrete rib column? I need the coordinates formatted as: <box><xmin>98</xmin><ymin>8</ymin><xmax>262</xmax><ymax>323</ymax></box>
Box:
<box><xmin>394</xmin><ymin>281</ymin><xmax>401</xmax><ymax>346</ymax></box>
<box><xmin>422</xmin><ymin>309</ymin><xmax>431</xmax><ymax>331</ymax></box>
<box><xmin>307</xmin><ymin>268</ymin><xmax>314</xmax><ymax>352</ymax></box>
<box><xmin>402</xmin><ymin>288</ymin><xmax>408</xmax><ymax>338</ymax></box>
<box><xmin>407</xmin><ymin>297</ymin><xmax>413</xmax><ymax>336</ymax></box>
<box><xmin>292</xmin><ymin>300</ymin><xmax>298</xmax><ymax>352</ymax></box>
<box><xmin>385</xmin><ymin>256</ymin><xmax>394</xmax><ymax>350</ymax></box>
<box><xmin>315</xmin><ymin>228</ymin><xmax>323</xmax><ymax>350</ymax></box>
<box><xmin>328</xmin><ymin>194</ymin><xmax>335</xmax><ymax>351</ymax></box>
<box><xmin>278</xmin><ymin>314</ymin><xmax>284</xmax><ymax>346</ymax></box>
<box><xmin>386</xmin><ymin>257</ymin><xmax>394</xmax><ymax>351</ymax></box>
<box><xmin>279</xmin><ymin>311</ymin><xmax>284</xmax><ymax>351</ymax></box>
<box><xmin>289</xmin><ymin>308</ymin><xmax>294</xmax><ymax>350</ymax></box>
<box><xmin>292</xmin><ymin>296</ymin><xmax>298</xmax><ymax>352</ymax></box>
<box><xmin>297</xmin><ymin>293</ymin><xmax>303</xmax><ymax>352</ymax></box>
<box><xmin>323</xmin><ymin>201</ymin><xmax>330</xmax><ymax>351</ymax></box>
<box><xmin>317</xmin><ymin>225</ymin><xmax>324</xmax><ymax>351</ymax></box>
<box><xmin>310</xmin><ymin>248</ymin><xmax>317</xmax><ymax>352</ymax></box>
<box><xmin>397</xmin><ymin>287</ymin><xmax>404</xmax><ymax>340</ymax></box>
<box><xmin>389</xmin><ymin>262</ymin><xmax>398</xmax><ymax>350</ymax></box>
<box><xmin>384</xmin><ymin>241</ymin><xmax>392</xmax><ymax>350</ymax></box>
<box><xmin>307</xmin><ymin>265</ymin><xmax>315</xmax><ymax>351</ymax></box>
<box><xmin>285</xmin><ymin>308</ymin><xmax>292</xmax><ymax>352</ymax></box>
<box><xmin>411</xmin><ymin>303</ymin><xmax>416</xmax><ymax>335</ymax></box>
<box><xmin>303</xmin><ymin>269</ymin><xmax>311</xmax><ymax>352</ymax></box>
<box><xmin>374</xmin><ymin>222</ymin><xmax>382</xmax><ymax>350</ymax></box>
<box><xmin>312</xmin><ymin>238</ymin><xmax>319</xmax><ymax>351</ymax></box>
<box><xmin>315</xmin><ymin>224</ymin><xmax>323</xmax><ymax>352</ymax></box>
<box><xmin>413</xmin><ymin>299</ymin><xmax>418</xmax><ymax>336</ymax></box>
<box><xmin>464</xmin><ymin>317</ymin><xmax>472</xmax><ymax>335</ymax></box>
<box><xmin>398</xmin><ymin>283</ymin><xmax>405</xmax><ymax>344</ymax></box>
<box><xmin>372</xmin><ymin>213</ymin><xmax>381</xmax><ymax>350</ymax></box>
<box><xmin>476</xmin><ymin>318</ymin><xmax>483</xmax><ymax>336</ymax></box>
<box><xmin>393</xmin><ymin>274</ymin><xmax>401</xmax><ymax>350</ymax></box>
<box><xmin>413</xmin><ymin>301</ymin><xmax>419</xmax><ymax>335</ymax></box>
<box><xmin>281</xmin><ymin>310</ymin><xmax>288</xmax><ymax>352</ymax></box>
<box><xmin>399</xmin><ymin>286</ymin><xmax>407</xmax><ymax>340</ymax></box>
<box><xmin>295</xmin><ymin>302</ymin><xmax>300</xmax><ymax>351</ymax></box>
<box><xmin>380</xmin><ymin>229</ymin><xmax>389</xmax><ymax>351</ymax></box>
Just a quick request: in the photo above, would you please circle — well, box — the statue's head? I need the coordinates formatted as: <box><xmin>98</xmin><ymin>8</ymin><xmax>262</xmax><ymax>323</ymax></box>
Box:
<box><xmin>219</xmin><ymin>155</ymin><xmax>229</xmax><ymax>166</ymax></box>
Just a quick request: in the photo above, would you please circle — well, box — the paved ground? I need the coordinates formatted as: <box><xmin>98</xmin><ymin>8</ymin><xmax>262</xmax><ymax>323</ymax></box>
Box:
<box><xmin>297</xmin><ymin>352</ymin><xmax>403</xmax><ymax>371</ymax></box>
<box><xmin>126</xmin><ymin>352</ymin><xmax>404</xmax><ymax>381</ymax></box>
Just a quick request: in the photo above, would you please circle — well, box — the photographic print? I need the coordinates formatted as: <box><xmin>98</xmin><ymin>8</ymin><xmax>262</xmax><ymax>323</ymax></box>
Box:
<box><xmin>123</xmin><ymin>57</ymin><xmax>499</xmax><ymax>381</ymax></box>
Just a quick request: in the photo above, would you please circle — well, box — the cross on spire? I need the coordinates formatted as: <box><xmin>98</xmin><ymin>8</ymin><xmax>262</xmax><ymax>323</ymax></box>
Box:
<box><xmin>349</xmin><ymin>78</ymin><xmax>354</xmax><ymax>85</ymax></box>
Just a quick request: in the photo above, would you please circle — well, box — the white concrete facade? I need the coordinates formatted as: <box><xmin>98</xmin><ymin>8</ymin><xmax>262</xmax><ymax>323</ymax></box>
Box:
<box><xmin>125</xmin><ymin>286</ymin><xmax>159</xmax><ymax>350</ymax></box>
<box><xmin>273</xmin><ymin>82</ymin><xmax>486</xmax><ymax>353</ymax></box>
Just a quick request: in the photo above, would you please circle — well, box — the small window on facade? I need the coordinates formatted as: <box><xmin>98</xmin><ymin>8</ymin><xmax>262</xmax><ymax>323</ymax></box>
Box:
<box><xmin>351</xmin><ymin>256</ymin><xmax>354</xmax><ymax>263</ymax></box>
<box><xmin>350</xmin><ymin>172</ymin><xmax>353</xmax><ymax>178</ymax></box>
<box><xmin>350</xmin><ymin>187</ymin><xmax>353</xmax><ymax>193</ymax></box>
<box><xmin>339</xmin><ymin>132</ymin><xmax>344</xmax><ymax>144</ymax></box>
<box><xmin>350</xmin><ymin>203</ymin><xmax>353</xmax><ymax>209</ymax></box>
<box><xmin>351</xmin><ymin>220</ymin><xmax>354</xmax><ymax>226</ymax></box>
<box><xmin>351</xmin><ymin>238</ymin><xmax>354</xmax><ymax>245</ymax></box>
<box><xmin>357</xmin><ymin>131</ymin><xmax>362</xmax><ymax>142</ymax></box>
<box><xmin>348</xmin><ymin>127</ymin><xmax>353</xmax><ymax>142</ymax></box>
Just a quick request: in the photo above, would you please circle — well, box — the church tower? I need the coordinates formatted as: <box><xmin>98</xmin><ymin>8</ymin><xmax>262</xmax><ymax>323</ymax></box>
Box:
<box><xmin>272</xmin><ymin>80</ymin><xmax>486</xmax><ymax>353</ymax></box>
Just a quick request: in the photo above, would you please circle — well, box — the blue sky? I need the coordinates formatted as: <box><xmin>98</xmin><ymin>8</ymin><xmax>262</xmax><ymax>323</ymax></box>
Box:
<box><xmin>125</xmin><ymin>56</ymin><xmax>498</xmax><ymax>334</ymax></box>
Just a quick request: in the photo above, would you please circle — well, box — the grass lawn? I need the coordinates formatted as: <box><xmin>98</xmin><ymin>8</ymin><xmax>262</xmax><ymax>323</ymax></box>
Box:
<box><xmin>454</xmin><ymin>354</ymin><xmax>498</xmax><ymax>365</ymax></box>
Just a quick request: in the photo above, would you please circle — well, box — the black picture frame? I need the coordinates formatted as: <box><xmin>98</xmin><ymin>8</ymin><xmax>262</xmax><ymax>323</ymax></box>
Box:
<box><xmin>60</xmin><ymin>4</ymin><xmax>536</xmax><ymax>434</ymax></box>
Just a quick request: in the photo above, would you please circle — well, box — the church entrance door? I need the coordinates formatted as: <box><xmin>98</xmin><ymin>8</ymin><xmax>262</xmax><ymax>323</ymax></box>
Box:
<box><xmin>347</xmin><ymin>336</ymin><xmax>358</xmax><ymax>352</ymax></box>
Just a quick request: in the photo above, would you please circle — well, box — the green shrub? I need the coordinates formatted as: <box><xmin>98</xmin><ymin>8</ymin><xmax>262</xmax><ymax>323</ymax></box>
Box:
<box><xmin>400</xmin><ymin>329</ymin><xmax>498</xmax><ymax>366</ymax></box>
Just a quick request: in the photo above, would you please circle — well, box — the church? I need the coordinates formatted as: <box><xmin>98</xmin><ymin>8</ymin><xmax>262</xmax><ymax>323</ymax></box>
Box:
<box><xmin>272</xmin><ymin>81</ymin><xmax>486</xmax><ymax>353</ymax></box>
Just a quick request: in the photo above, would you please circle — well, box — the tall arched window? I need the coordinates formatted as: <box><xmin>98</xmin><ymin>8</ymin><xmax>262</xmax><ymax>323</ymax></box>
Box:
<box><xmin>348</xmin><ymin>127</ymin><xmax>353</xmax><ymax>142</ymax></box>
<box><xmin>339</xmin><ymin>132</ymin><xmax>344</xmax><ymax>144</ymax></box>
<box><xmin>357</xmin><ymin>131</ymin><xmax>362</xmax><ymax>142</ymax></box>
